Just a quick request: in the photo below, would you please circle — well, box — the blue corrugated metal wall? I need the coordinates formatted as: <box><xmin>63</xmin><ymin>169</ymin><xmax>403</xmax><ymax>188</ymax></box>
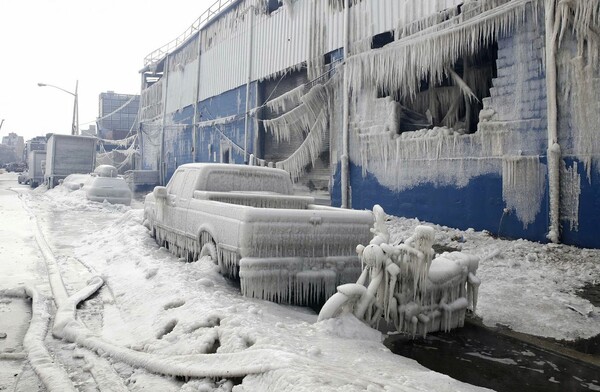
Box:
<box><xmin>148</xmin><ymin>82</ymin><xmax>258</xmax><ymax>185</ymax></box>
<box><xmin>331</xmin><ymin>161</ymin><xmax>551</xmax><ymax>243</ymax></box>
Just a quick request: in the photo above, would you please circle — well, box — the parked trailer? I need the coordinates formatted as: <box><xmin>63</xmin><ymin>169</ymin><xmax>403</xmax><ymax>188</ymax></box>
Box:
<box><xmin>44</xmin><ymin>134</ymin><xmax>97</xmax><ymax>189</ymax></box>
<box><xmin>28</xmin><ymin>150</ymin><xmax>46</xmax><ymax>187</ymax></box>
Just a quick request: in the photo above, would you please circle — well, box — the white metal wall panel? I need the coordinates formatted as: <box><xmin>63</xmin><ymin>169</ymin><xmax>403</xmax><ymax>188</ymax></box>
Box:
<box><xmin>251</xmin><ymin>3</ymin><xmax>311</xmax><ymax>81</ymax></box>
<box><xmin>198</xmin><ymin>28</ymin><xmax>248</xmax><ymax>101</ymax></box>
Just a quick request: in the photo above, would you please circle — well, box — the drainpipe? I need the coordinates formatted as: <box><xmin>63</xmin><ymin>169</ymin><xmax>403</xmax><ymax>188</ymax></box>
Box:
<box><xmin>160</xmin><ymin>55</ymin><xmax>170</xmax><ymax>185</ymax></box>
<box><xmin>545</xmin><ymin>0</ymin><xmax>561</xmax><ymax>243</ymax></box>
<box><xmin>139</xmin><ymin>72</ymin><xmax>146</xmax><ymax>170</ymax></box>
<box><xmin>244</xmin><ymin>7</ymin><xmax>254</xmax><ymax>164</ymax></box>
<box><xmin>341</xmin><ymin>0</ymin><xmax>350</xmax><ymax>208</ymax></box>
<box><xmin>192</xmin><ymin>33</ymin><xmax>202</xmax><ymax>163</ymax></box>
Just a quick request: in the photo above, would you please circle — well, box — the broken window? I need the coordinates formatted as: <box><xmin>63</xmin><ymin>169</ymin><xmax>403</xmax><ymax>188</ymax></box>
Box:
<box><xmin>267</xmin><ymin>0</ymin><xmax>283</xmax><ymax>14</ymax></box>
<box><xmin>371</xmin><ymin>31</ymin><xmax>394</xmax><ymax>49</ymax></box>
<box><xmin>387</xmin><ymin>41</ymin><xmax>498</xmax><ymax>135</ymax></box>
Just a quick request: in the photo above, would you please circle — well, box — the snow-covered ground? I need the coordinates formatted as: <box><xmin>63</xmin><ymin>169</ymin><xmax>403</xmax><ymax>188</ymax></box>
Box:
<box><xmin>387</xmin><ymin>218</ymin><xmax>600</xmax><ymax>341</ymax></box>
<box><xmin>1</xmin><ymin>171</ymin><xmax>599</xmax><ymax>390</ymax></box>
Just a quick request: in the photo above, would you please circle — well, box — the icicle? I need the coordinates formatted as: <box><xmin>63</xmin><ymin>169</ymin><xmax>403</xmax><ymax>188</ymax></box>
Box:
<box><xmin>264</xmin><ymin>84</ymin><xmax>307</xmax><ymax>115</ymax></box>
<box><xmin>502</xmin><ymin>156</ymin><xmax>546</xmax><ymax>228</ymax></box>
<box><xmin>276</xmin><ymin>109</ymin><xmax>328</xmax><ymax>181</ymax></box>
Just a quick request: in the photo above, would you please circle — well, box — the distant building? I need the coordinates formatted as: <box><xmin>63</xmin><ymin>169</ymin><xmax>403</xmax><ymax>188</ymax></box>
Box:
<box><xmin>81</xmin><ymin>124</ymin><xmax>97</xmax><ymax>138</ymax></box>
<box><xmin>97</xmin><ymin>91</ymin><xmax>140</xmax><ymax>141</ymax></box>
<box><xmin>1</xmin><ymin>132</ymin><xmax>25</xmax><ymax>162</ymax></box>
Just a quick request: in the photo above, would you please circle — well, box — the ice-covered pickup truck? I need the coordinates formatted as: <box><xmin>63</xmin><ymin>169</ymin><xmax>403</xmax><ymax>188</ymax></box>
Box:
<box><xmin>143</xmin><ymin>163</ymin><xmax>373</xmax><ymax>305</ymax></box>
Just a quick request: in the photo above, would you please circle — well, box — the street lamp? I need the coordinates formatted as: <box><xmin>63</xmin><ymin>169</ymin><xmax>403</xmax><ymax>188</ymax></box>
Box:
<box><xmin>37</xmin><ymin>81</ymin><xmax>79</xmax><ymax>136</ymax></box>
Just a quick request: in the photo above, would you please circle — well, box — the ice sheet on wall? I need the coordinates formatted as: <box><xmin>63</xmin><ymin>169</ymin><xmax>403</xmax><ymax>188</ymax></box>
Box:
<box><xmin>560</xmin><ymin>160</ymin><xmax>581</xmax><ymax>232</ymax></box>
<box><xmin>502</xmin><ymin>156</ymin><xmax>546</xmax><ymax>228</ymax></box>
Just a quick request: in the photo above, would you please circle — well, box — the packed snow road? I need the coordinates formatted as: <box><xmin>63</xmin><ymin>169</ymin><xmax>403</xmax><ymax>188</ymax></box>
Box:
<box><xmin>1</xmin><ymin>172</ymin><xmax>487</xmax><ymax>391</ymax></box>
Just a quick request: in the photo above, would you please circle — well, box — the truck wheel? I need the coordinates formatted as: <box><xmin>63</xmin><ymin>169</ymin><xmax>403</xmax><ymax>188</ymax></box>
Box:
<box><xmin>200</xmin><ymin>242</ymin><xmax>217</xmax><ymax>263</ymax></box>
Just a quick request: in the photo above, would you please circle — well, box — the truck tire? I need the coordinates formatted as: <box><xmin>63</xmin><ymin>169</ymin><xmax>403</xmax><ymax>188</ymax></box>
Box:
<box><xmin>200</xmin><ymin>242</ymin><xmax>217</xmax><ymax>263</ymax></box>
<box><xmin>198</xmin><ymin>232</ymin><xmax>223</xmax><ymax>272</ymax></box>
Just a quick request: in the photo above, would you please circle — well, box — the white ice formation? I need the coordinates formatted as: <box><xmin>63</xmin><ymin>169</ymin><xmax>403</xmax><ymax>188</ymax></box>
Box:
<box><xmin>319</xmin><ymin>205</ymin><xmax>480</xmax><ymax>338</ymax></box>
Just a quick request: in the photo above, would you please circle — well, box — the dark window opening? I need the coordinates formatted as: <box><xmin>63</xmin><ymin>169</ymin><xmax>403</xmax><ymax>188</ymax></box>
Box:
<box><xmin>371</xmin><ymin>31</ymin><xmax>395</xmax><ymax>49</ymax></box>
<box><xmin>324</xmin><ymin>51</ymin><xmax>336</xmax><ymax>65</ymax></box>
<box><xmin>221</xmin><ymin>147</ymin><xmax>230</xmax><ymax>164</ymax></box>
<box><xmin>267</xmin><ymin>0</ymin><xmax>283</xmax><ymax>14</ymax></box>
<box><xmin>384</xmin><ymin>40</ymin><xmax>498</xmax><ymax>135</ymax></box>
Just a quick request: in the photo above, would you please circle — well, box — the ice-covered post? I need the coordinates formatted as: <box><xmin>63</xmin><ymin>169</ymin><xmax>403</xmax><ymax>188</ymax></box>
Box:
<box><xmin>545</xmin><ymin>0</ymin><xmax>561</xmax><ymax>243</ymax></box>
<box><xmin>243</xmin><ymin>5</ymin><xmax>254</xmax><ymax>163</ymax></box>
<box><xmin>340</xmin><ymin>0</ymin><xmax>350</xmax><ymax>208</ymax></box>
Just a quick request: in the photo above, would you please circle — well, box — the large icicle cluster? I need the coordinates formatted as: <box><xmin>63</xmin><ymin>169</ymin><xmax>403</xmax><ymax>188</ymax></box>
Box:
<box><xmin>318</xmin><ymin>205</ymin><xmax>481</xmax><ymax>338</ymax></box>
<box><xmin>560</xmin><ymin>160</ymin><xmax>582</xmax><ymax>231</ymax></box>
<box><xmin>502</xmin><ymin>156</ymin><xmax>546</xmax><ymax>228</ymax></box>
<box><xmin>264</xmin><ymin>78</ymin><xmax>337</xmax><ymax>181</ymax></box>
<box><xmin>275</xmin><ymin>110</ymin><xmax>329</xmax><ymax>180</ymax></box>
<box><xmin>240</xmin><ymin>256</ymin><xmax>361</xmax><ymax>305</ymax></box>
<box><xmin>263</xmin><ymin>83</ymin><xmax>331</xmax><ymax>142</ymax></box>
<box><xmin>557</xmin><ymin>0</ymin><xmax>600</xmax><ymax>64</ymax></box>
<box><xmin>356</xmin><ymin>118</ymin><xmax>509</xmax><ymax>191</ymax></box>
<box><xmin>140</xmin><ymin>79</ymin><xmax>164</xmax><ymax>122</ymax></box>
<box><xmin>347</xmin><ymin>0</ymin><xmax>539</xmax><ymax>101</ymax></box>
<box><xmin>263</xmin><ymin>83</ymin><xmax>307</xmax><ymax>115</ymax></box>
<box><xmin>557</xmin><ymin>0</ymin><xmax>600</xmax><ymax>174</ymax></box>
<box><xmin>396</xmin><ymin>5</ymin><xmax>460</xmax><ymax>40</ymax></box>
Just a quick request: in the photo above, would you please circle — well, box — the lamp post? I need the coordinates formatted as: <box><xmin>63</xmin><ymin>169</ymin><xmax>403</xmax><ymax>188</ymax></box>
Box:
<box><xmin>37</xmin><ymin>81</ymin><xmax>79</xmax><ymax>136</ymax></box>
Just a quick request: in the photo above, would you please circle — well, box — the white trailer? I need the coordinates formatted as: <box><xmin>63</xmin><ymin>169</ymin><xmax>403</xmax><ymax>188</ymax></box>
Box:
<box><xmin>44</xmin><ymin>134</ymin><xmax>97</xmax><ymax>188</ymax></box>
<box><xmin>28</xmin><ymin>150</ymin><xmax>46</xmax><ymax>187</ymax></box>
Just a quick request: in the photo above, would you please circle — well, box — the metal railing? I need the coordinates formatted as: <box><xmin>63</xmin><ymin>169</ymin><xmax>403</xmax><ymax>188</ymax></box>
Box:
<box><xmin>143</xmin><ymin>0</ymin><xmax>238</xmax><ymax>67</ymax></box>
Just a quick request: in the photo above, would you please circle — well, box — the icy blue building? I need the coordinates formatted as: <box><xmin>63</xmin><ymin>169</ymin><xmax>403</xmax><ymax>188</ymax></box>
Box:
<box><xmin>138</xmin><ymin>0</ymin><xmax>600</xmax><ymax>248</ymax></box>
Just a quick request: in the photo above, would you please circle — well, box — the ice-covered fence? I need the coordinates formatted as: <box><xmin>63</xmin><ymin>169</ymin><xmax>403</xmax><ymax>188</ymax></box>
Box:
<box><xmin>318</xmin><ymin>205</ymin><xmax>480</xmax><ymax>338</ymax></box>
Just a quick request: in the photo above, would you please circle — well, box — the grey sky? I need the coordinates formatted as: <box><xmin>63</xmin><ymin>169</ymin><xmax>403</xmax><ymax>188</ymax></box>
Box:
<box><xmin>0</xmin><ymin>0</ymin><xmax>210</xmax><ymax>141</ymax></box>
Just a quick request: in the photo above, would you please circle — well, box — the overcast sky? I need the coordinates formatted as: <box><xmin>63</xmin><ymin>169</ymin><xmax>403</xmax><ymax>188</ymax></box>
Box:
<box><xmin>0</xmin><ymin>0</ymin><xmax>210</xmax><ymax>141</ymax></box>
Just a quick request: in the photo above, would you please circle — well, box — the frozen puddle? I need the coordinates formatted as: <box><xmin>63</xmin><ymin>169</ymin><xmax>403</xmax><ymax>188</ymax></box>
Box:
<box><xmin>0</xmin><ymin>296</ymin><xmax>30</xmax><ymax>355</ymax></box>
<box><xmin>386</xmin><ymin>321</ymin><xmax>600</xmax><ymax>392</ymax></box>
<box><xmin>0</xmin><ymin>296</ymin><xmax>31</xmax><ymax>391</ymax></box>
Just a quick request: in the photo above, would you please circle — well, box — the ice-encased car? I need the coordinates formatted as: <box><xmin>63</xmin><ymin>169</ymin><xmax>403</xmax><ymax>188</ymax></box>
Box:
<box><xmin>61</xmin><ymin>165</ymin><xmax>132</xmax><ymax>205</ymax></box>
<box><xmin>84</xmin><ymin>175</ymin><xmax>132</xmax><ymax>205</ymax></box>
<box><xmin>62</xmin><ymin>173</ymin><xmax>92</xmax><ymax>191</ymax></box>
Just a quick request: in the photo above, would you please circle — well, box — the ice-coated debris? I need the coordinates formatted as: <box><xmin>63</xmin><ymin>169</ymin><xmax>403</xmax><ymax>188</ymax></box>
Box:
<box><xmin>319</xmin><ymin>205</ymin><xmax>480</xmax><ymax>338</ymax></box>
